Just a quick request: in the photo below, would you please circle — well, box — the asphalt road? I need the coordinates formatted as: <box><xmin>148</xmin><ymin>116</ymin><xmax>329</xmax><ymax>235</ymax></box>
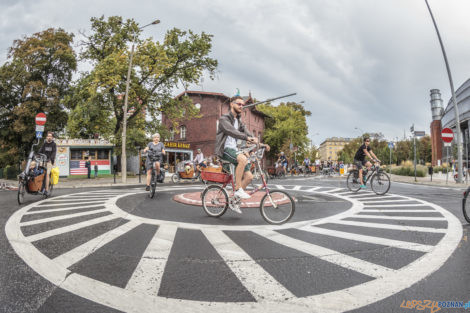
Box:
<box><xmin>1</xmin><ymin>176</ymin><xmax>468</xmax><ymax>313</ymax></box>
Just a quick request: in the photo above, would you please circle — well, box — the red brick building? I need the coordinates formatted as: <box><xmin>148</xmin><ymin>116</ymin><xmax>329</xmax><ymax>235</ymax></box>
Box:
<box><xmin>161</xmin><ymin>90</ymin><xmax>267</xmax><ymax>172</ymax></box>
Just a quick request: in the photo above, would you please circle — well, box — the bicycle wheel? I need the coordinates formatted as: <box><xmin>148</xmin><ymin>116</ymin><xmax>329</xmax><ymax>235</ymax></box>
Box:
<box><xmin>17</xmin><ymin>181</ymin><xmax>26</xmax><ymax>205</ymax></box>
<box><xmin>171</xmin><ymin>174</ymin><xmax>180</xmax><ymax>184</ymax></box>
<box><xmin>149</xmin><ymin>171</ymin><xmax>156</xmax><ymax>198</ymax></box>
<box><xmin>260</xmin><ymin>190</ymin><xmax>295</xmax><ymax>224</ymax></box>
<box><xmin>462</xmin><ymin>189</ymin><xmax>470</xmax><ymax>223</ymax></box>
<box><xmin>346</xmin><ymin>171</ymin><xmax>361</xmax><ymax>192</ymax></box>
<box><xmin>201</xmin><ymin>185</ymin><xmax>228</xmax><ymax>217</ymax></box>
<box><xmin>370</xmin><ymin>172</ymin><xmax>391</xmax><ymax>195</ymax></box>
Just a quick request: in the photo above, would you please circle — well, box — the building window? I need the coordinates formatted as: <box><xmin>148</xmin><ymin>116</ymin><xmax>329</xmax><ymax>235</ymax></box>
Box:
<box><xmin>180</xmin><ymin>125</ymin><xmax>186</xmax><ymax>140</ymax></box>
<box><xmin>98</xmin><ymin>150</ymin><xmax>109</xmax><ymax>159</ymax></box>
<box><xmin>170</xmin><ymin>128</ymin><xmax>175</xmax><ymax>141</ymax></box>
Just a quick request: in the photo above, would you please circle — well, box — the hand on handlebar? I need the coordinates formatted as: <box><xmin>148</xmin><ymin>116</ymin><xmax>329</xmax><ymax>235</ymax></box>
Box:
<box><xmin>247</xmin><ymin>137</ymin><xmax>258</xmax><ymax>144</ymax></box>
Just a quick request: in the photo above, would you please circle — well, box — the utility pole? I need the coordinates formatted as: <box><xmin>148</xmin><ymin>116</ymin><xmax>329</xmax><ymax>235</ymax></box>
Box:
<box><xmin>411</xmin><ymin>124</ymin><xmax>417</xmax><ymax>182</ymax></box>
<box><xmin>425</xmin><ymin>0</ymin><xmax>463</xmax><ymax>183</ymax></box>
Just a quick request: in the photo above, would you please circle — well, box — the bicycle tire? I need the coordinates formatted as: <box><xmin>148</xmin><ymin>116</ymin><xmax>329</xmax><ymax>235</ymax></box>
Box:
<box><xmin>370</xmin><ymin>172</ymin><xmax>391</xmax><ymax>195</ymax></box>
<box><xmin>463</xmin><ymin>188</ymin><xmax>470</xmax><ymax>223</ymax></box>
<box><xmin>346</xmin><ymin>171</ymin><xmax>361</xmax><ymax>192</ymax></box>
<box><xmin>260</xmin><ymin>190</ymin><xmax>295</xmax><ymax>225</ymax></box>
<box><xmin>201</xmin><ymin>185</ymin><xmax>228</xmax><ymax>217</ymax></box>
<box><xmin>171</xmin><ymin>174</ymin><xmax>179</xmax><ymax>184</ymax></box>
<box><xmin>17</xmin><ymin>181</ymin><xmax>26</xmax><ymax>205</ymax></box>
<box><xmin>149</xmin><ymin>171</ymin><xmax>156</xmax><ymax>198</ymax></box>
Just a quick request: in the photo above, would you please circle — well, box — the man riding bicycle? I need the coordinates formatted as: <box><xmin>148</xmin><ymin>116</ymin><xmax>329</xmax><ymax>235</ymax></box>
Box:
<box><xmin>353</xmin><ymin>137</ymin><xmax>380</xmax><ymax>188</ymax></box>
<box><xmin>144</xmin><ymin>133</ymin><xmax>166</xmax><ymax>191</ymax></box>
<box><xmin>215</xmin><ymin>95</ymin><xmax>270</xmax><ymax>211</ymax></box>
<box><xmin>38</xmin><ymin>131</ymin><xmax>56</xmax><ymax>196</ymax></box>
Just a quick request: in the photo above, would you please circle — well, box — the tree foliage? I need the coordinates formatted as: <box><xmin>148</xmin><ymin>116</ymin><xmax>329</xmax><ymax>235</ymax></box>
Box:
<box><xmin>66</xmin><ymin>16</ymin><xmax>217</xmax><ymax>153</ymax></box>
<box><xmin>0</xmin><ymin>28</ymin><xmax>76</xmax><ymax>167</ymax></box>
<box><xmin>338</xmin><ymin>134</ymin><xmax>432</xmax><ymax>165</ymax></box>
<box><xmin>257</xmin><ymin>102</ymin><xmax>311</xmax><ymax>161</ymax></box>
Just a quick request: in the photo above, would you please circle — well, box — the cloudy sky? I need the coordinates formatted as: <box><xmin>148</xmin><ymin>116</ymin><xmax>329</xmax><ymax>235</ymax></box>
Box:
<box><xmin>2</xmin><ymin>0</ymin><xmax>470</xmax><ymax>145</ymax></box>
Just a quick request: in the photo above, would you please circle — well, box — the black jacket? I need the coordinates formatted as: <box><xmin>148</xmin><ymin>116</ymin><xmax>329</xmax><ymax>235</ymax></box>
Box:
<box><xmin>39</xmin><ymin>140</ymin><xmax>57</xmax><ymax>164</ymax></box>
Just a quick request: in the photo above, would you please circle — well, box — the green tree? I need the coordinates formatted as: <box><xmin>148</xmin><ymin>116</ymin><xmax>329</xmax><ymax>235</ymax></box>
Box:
<box><xmin>257</xmin><ymin>102</ymin><xmax>311</xmax><ymax>161</ymax></box>
<box><xmin>66</xmin><ymin>16</ymin><xmax>217</xmax><ymax>152</ymax></box>
<box><xmin>0</xmin><ymin>28</ymin><xmax>76</xmax><ymax>167</ymax></box>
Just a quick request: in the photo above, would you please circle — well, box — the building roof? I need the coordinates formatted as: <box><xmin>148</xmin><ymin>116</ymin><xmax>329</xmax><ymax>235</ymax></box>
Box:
<box><xmin>319</xmin><ymin>137</ymin><xmax>353</xmax><ymax>146</ymax></box>
<box><xmin>175</xmin><ymin>90</ymin><xmax>229</xmax><ymax>100</ymax></box>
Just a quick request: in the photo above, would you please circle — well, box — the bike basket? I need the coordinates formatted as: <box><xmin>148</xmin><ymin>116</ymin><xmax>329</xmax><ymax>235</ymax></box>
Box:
<box><xmin>201</xmin><ymin>171</ymin><xmax>230</xmax><ymax>183</ymax></box>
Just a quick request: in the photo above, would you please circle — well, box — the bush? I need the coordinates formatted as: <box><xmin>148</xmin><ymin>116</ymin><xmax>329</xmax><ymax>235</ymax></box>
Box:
<box><xmin>391</xmin><ymin>165</ymin><xmax>426</xmax><ymax>177</ymax></box>
<box><xmin>4</xmin><ymin>165</ymin><xmax>18</xmax><ymax>180</ymax></box>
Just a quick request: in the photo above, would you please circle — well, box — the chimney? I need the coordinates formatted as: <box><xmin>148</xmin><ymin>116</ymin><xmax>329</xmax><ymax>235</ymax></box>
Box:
<box><xmin>430</xmin><ymin>89</ymin><xmax>444</xmax><ymax>120</ymax></box>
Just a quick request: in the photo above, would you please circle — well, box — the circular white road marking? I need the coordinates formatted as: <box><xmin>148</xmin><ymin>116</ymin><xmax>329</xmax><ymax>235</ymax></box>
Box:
<box><xmin>5</xmin><ymin>186</ymin><xmax>462</xmax><ymax>313</ymax></box>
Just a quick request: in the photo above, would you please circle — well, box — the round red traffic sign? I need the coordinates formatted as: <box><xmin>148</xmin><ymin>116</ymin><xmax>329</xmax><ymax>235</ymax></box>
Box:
<box><xmin>441</xmin><ymin>127</ymin><xmax>454</xmax><ymax>143</ymax></box>
<box><xmin>35</xmin><ymin>113</ymin><xmax>46</xmax><ymax>126</ymax></box>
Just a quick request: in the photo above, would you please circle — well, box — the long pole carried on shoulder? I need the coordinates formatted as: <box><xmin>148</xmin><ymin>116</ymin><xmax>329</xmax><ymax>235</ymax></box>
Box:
<box><xmin>242</xmin><ymin>93</ymin><xmax>297</xmax><ymax>109</ymax></box>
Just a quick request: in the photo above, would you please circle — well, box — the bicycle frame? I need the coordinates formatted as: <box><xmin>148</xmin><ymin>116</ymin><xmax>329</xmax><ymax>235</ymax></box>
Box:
<box><xmin>218</xmin><ymin>146</ymin><xmax>275</xmax><ymax>200</ymax></box>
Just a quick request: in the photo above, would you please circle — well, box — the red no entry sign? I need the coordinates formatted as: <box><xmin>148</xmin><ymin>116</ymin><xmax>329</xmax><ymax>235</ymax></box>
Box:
<box><xmin>35</xmin><ymin>113</ymin><xmax>46</xmax><ymax>126</ymax></box>
<box><xmin>441</xmin><ymin>128</ymin><xmax>454</xmax><ymax>143</ymax></box>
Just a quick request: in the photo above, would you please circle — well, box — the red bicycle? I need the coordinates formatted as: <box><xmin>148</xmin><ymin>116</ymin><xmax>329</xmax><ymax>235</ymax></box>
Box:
<box><xmin>201</xmin><ymin>145</ymin><xmax>295</xmax><ymax>225</ymax></box>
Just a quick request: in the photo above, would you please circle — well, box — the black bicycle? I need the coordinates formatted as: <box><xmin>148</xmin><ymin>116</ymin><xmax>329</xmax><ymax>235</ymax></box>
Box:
<box><xmin>147</xmin><ymin>151</ymin><xmax>164</xmax><ymax>198</ymax></box>
<box><xmin>462</xmin><ymin>187</ymin><xmax>470</xmax><ymax>223</ymax></box>
<box><xmin>347</xmin><ymin>162</ymin><xmax>391</xmax><ymax>195</ymax></box>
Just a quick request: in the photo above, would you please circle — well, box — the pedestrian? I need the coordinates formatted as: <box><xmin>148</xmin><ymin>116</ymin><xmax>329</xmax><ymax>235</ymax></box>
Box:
<box><xmin>85</xmin><ymin>157</ymin><xmax>91</xmax><ymax>179</ymax></box>
<box><xmin>94</xmin><ymin>162</ymin><xmax>98</xmax><ymax>178</ymax></box>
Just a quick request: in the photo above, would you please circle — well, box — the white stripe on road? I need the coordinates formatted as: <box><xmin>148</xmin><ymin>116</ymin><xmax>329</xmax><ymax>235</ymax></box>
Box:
<box><xmin>253</xmin><ymin>229</ymin><xmax>393</xmax><ymax>278</ymax></box>
<box><xmin>364</xmin><ymin>204</ymin><xmax>429</xmax><ymax>208</ymax></box>
<box><xmin>303</xmin><ymin>186</ymin><xmax>322</xmax><ymax>192</ymax></box>
<box><xmin>20</xmin><ymin>209</ymin><xmax>109</xmax><ymax>226</ymax></box>
<box><xmin>25</xmin><ymin>204</ymin><xmax>104</xmax><ymax>214</ymax></box>
<box><xmin>361</xmin><ymin>199</ymin><xmax>421</xmax><ymax>204</ymax></box>
<box><xmin>53</xmin><ymin>220</ymin><xmax>141</xmax><ymax>268</ymax></box>
<box><xmin>351</xmin><ymin>215</ymin><xmax>446</xmax><ymax>221</ymax></box>
<box><xmin>330</xmin><ymin>220</ymin><xmax>447</xmax><ymax>233</ymax></box>
<box><xmin>202</xmin><ymin>229</ymin><xmax>295</xmax><ymax>302</ymax></box>
<box><xmin>300</xmin><ymin>226</ymin><xmax>433</xmax><ymax>252</ymax></box>
<box><xmin>26</xmin><ymin>215</ymin><xmax>118</xmax><ymax>242</ymax></box>
<box><xmin>37</xmin><ymin>201</ymin><xmax>105</xmax><ymax>207</ymax></box>
<box><xmin>125</xmin><ymin>224</ymin><xmax>177</xmax><ymax>296</ymax></box>
<box><xmin>350</xmin><ymin>195</ymin><xmax>400</xmax><ymax>200</ymax></box>
<box><xmin>362</xmin><ymin>209</ymin><xmax>438</xmax><ymax>213</ymax></box>
<box><xmin>323</xmin><ymin>188</ymin><xmax>345</xmax><ymax>193</ymax></box>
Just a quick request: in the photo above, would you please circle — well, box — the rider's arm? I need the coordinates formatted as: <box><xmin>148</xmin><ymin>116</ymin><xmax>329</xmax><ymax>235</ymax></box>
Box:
<box><xmin>370</xmin><ymin>151</ymin><xmax>380</xmax><ymax>162</ymax></box>
<box><xmin>162</xmin><ymin>148</ymin><xmax>166</xmax><ymax>155</ymax></box>
<box><xmin>218</xmin><ymin>115</ymin><xmax>250</xmax><ymax>141</ymax></box>
<box><xmin>51</xmin><ymin>143</ymin><xmax>57</xmax><ymax>165</ymax></box>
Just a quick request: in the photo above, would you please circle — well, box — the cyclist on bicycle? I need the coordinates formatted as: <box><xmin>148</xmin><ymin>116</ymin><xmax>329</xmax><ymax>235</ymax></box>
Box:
<box><xmin>38</xmin><ymin>131</ymin><xmax>56</xmax><ymax>196</ymax></box>
<box><xmin>144</xmin><ymin>133</ymin><xmax>166</xmax><ymax>191</ymax></box>
<box><xmin>215</xmin><ymin>95</ymin><xmax>270</xmax><ymax>206</ymax></box>
<box><xmin>303</xmin><ymin>156</ymin><xmax>311</xmax><ymax>174</ymax></box>
<box><xmin>353</xmin><ymin>137</ymin><xmax>380</xmax><ymax>188</ymax></box>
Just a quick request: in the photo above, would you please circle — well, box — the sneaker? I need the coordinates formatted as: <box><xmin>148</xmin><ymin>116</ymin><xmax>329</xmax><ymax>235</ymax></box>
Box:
<box><xmin>234</xmin><ymin>188</ymin><xmax>251</xmax><ymax>199</ymax></box>
<box><xmin>145</xmin><ymin>185</ymin><xmax>150</xmax><ymax>191</ymax></box>
<box><xmin>360</xmin><ymin>184</ymin><xmax>367</xmax><ymax>189</ymax></box>
<box><xmin>230</xmin><ymin>205</ymin><xmax>243</xmax><ymax>214</ymax></box>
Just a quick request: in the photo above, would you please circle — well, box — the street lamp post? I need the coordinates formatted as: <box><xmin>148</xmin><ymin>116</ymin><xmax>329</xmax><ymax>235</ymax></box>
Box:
<box><xmin>121</xmin><ymin>19</ymin><xmax>160</xmax><ymax>183</ymax></box>
<box><xmin>424</xmin><ymin>0</ymin><xmax>463</xmax><ymax>183</ymax></box>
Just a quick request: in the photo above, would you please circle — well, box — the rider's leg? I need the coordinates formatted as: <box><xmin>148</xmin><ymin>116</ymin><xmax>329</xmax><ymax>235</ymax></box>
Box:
<box><xmin>240</xmin><ymin>169</ymin><xmax>253</xmax><ymax>189</ymax></box>
<box><xmin>235</xmin><ymin>154</ymin><xmax>248</xmax><ymax>190</ymax></box>
<box><xmin>155</xmin><ymin>161</ymin><xmax>161</xmax><ymax>175</ymax></box>
<box><xmin>365</xmin><ymin>161</ymin><xmax>372</xmax><ymax>170</ymax></box>
<box><xmin>359</xmin><ymin>168</ymin><xmax>364</xmax><ymax>184</ymax></box>
<box><xmin>45</xmin><ymin>161</ymin><xmax>52</xmax><ymax>191</ymax></box>
<box><xmin>146</xmin><ymin>169</ymin><xmax>152</xmax><ymax>186</ymax></box>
